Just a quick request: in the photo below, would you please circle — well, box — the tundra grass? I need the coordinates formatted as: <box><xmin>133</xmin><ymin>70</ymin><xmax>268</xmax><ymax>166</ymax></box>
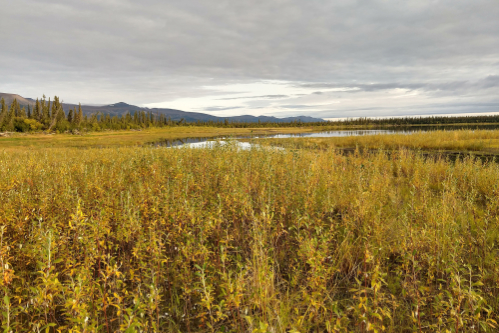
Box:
<box><xmin>0</xmin><ymin>126</ymin><xmax>316</xmax><ymax>150</ymax></box>
<box><xmin>257</xmin><ymin>129</ymin><xmax>499</xmax><ymax>153</ymax></box>
<box><xmin>2</xmin><ymin>144</ymin><xmax>499</xmax><ymax>332</ymax></box>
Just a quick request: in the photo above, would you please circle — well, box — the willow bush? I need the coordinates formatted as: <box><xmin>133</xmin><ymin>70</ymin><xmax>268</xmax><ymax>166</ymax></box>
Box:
<box><xmin>1</xmin><ymin>144</ymin><xmax>499</xmax><ymax>332</ymax></box>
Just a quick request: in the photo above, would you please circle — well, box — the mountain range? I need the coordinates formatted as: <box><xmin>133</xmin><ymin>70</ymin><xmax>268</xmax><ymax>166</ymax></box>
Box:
<box><xmin>0</xmin><ymin>92</ymin><xmax>324</xmax><ymax>123</ymax></box>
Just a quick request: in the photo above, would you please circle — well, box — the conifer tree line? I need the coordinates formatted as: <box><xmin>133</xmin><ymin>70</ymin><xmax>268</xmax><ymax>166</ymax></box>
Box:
<box><xmin>0</xmin><ymin>96</ymin><xmax>78</xmax><ymax>132</ymax></box>
<box><xmin>0</xmin><ymin>96</ymin><xmax>329</xmax><ymax>132</ymax></box>
<box><xmin>3</xmin><ymin>95</ymin><xmax>499</xmax><ymax>133</ymax></box>
<box><xmin>326</xmin><ymin>114</ymin><xmax>499</xmax><ymax>126</ymax></box>
<box><xmin>0</xmin><ymin>96</ymin><xmax>185</xmax><ymax>132</ymax></box>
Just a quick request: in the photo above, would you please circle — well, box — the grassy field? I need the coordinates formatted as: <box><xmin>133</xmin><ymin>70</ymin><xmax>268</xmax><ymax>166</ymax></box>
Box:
<box><xmin>257</xmin><ymin>129</ymin><xmax>499</xmax><ymax>154</ymax></box>
<box><xmin>3</xmin><ymin>125</ymin><xmax>499</xmax><ymax>151</ymax></box>
<box><xmin>0</xmin><ymin>126</ymin><xmax>318</xmax><ymax>150</ymax></box>
<box><xmin>2</xmin><ymin>129</ymin><xmax>499</xmax><ymax>332</ymax></box>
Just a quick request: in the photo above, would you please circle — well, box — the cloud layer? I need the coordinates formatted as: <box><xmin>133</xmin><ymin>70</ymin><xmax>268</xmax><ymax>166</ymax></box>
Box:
<box><xmin>1</xmin><ymin>0</ymin><xmax>498</xmax><ymax>118</ymax></box>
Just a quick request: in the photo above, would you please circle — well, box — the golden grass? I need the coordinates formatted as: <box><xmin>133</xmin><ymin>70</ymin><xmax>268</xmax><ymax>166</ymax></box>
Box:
<box><xmin>257</xmin><ymin>129</ymin><xmax>499</xmax><ymax>153</ymax></box>
<box><xmin>1</xmin><ymin>142</ymin><xmax>499</xmax><ymax>331</ymax></box>
<box><xmin>0</xmin><ymin>126</ymin><xmax>318</xmax><ymax>150</ymax></box>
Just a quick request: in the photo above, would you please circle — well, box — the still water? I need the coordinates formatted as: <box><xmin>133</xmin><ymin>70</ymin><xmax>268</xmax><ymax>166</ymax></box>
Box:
<box><xmin>149</xmin><ymin>125</ymin><xmax>499</xmax><ymax>149</ymax></box>
<box><xmin>151</xmin><ymin>130</ymin><xmax>413</xmax><ymax>148</ymax></box>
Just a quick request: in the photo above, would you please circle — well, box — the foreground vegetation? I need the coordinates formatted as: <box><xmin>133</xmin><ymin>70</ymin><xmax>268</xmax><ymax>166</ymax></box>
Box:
<box><xmin>2</xmin><ymin>136</ymin><xmax>499</xmax><ymax>332</ymax></box>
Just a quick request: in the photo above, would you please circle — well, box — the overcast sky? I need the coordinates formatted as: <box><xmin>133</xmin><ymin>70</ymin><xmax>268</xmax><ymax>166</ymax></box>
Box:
<box><xmin>1</xmin><ymin>0</ymin><xmax>498</xmax><ymax>119</ymax></box>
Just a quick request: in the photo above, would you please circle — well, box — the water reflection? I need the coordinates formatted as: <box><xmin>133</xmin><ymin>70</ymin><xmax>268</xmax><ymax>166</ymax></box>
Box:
<box><xmin>148</xmin><ymin>125</ymin><xmax>499</xmax><ymax>149</ymax></box>
<box><xmin>266</xmin><ymin>130</ymin><xmax>409</xmax><ymax>138</ymax></box>
<box><xmin>172</xmin><ymin>140</ymin><xmax>255</xmax><ymax>150</ymax></box>
<box><xmin>150</xmin><ymin>130</ymin><xmax>409</xmax><ymax>148</ymax></box>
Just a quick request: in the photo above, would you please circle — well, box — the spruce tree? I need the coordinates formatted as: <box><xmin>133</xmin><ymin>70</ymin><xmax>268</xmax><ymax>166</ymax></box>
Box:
<box><xmin>42</xmin><ymin>98</ymin><xmax>51</xmax><ymax>125</ymax></box>
<box><xmin>0</xmin><ymin>98</ymin><xmax>7</xmax><ymax>130</ymax></box>
<box><xmin>14</xmin><ymin>99</ymin><xmax>21</xmax><ymax>117</ymax></box>
<box><xmin>47</xmin><ymin>97</ymin><xmax>51</xmax><ymax>118</ymax></box>
<box><xmin>76</xmin><ymin>104</ymin><xmax>83</xmax><ymax>125</ymax></box>
<box><xmin>51</xmin><ymin>96</ymin><xmax>60</xmax><ymax>122</ymax></box>
<box><xmin>4</xmin><ymin>102</ymin><xmax>16</xmax><ymax>131</ymax></box>
<box><xmin>77</xmin><ymin>108</ymin><xmax>82</xmax><ymax>125</ymax></box>
<box><xmin>56</xmin><ymin>106</ymin><xmax>66</xmax><ymax>123</ymax></box>
<box><xmin>34</xmin><ymin>99</ymin><xmax>41</xmax><ymax>121</ymax></box>
<box><xmin>8</xmin><ymin>101</ymin><xmax>16</xmax><ymax>119</ymax></box>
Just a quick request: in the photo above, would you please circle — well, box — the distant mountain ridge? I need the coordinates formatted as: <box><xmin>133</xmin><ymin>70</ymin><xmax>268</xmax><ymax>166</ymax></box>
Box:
<box><xmin>0</xmin><ymin>93</ymin><xmax>324</xmax><ymax>123</ymax></box>
<box><xmin>61</xmin><ymin>102</ymin><xmax>324</xmax><ymax>123</ymax></box>
<box><xmin>0</xmin><ymin>93</ymin><xmax>35</xmax><ymax>107</ymax></box>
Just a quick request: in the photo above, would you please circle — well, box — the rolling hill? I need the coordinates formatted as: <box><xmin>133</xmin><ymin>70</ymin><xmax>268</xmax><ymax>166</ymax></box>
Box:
<box><xmin>0</xmin><ymin>93</ymin><xmax>35</xmax><ymax>107</ymax></box>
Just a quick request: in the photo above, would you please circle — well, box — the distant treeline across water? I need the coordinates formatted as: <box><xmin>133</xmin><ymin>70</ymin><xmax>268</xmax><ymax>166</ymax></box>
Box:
<box><xmin>334</xmin><ymin>114</ymin><xmax>499</xmax><ymax>126</ymax></box>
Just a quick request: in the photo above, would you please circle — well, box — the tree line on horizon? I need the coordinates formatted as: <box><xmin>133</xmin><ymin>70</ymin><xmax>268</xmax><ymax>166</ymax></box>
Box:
<box><xmin>0</xmin><ymin>96</ymin><xmax>330</xmax><ymax>132</ymax></box>
<box><xmin>337</xmin><ymin>114</ymin><xmax>499</xmax><ymax>126</ymax></box>
<box><xmin>0</xmin><ymin>96</ymin><xmax>191</xmax><ymax>133</ymax></box>
<box><xmin>2</xmin><ymin>95</ymin><xmax>499</xmax><ymax>133</ymax></box>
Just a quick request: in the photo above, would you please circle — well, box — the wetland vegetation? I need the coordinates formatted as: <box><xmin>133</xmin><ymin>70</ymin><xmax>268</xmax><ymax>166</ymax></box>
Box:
<box><xmin>2</xmin><ymin>125</ymin><xmax>499</xmax><ymax>331</ymax></box>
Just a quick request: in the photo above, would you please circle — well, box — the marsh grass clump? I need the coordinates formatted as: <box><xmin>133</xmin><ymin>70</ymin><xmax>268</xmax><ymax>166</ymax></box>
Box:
<box><xmin>258</xmin><ymin>129</ymin><xmax>499</xmax><ymax>152</ymax></box>
<box><xmin>1</xmin><ymin>145</ymin><xmax>499</xmax><ymax>332</ymax></box>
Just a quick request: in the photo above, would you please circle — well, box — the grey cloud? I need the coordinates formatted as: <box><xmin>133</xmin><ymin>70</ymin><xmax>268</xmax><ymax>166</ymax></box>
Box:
<box><xmin>1</xmin><ymin>0</ymin><xmax>498</xmax><ymax>116</ymax></box>
<box><xmin>299</xmin><ymin>82</ymin><xmax>428</xmax><ymax>92</ymax></box>
<box><xmin>296</xmin><ymin>83</ymin><xmax>432</xmax><ymax>96</ymax></box>
<box><xmin>280</xmin><ymin>104</ymin><xmax>339</xmax><ymax>110</ymax></box>
<box><xmin>299</xmin><ymin>76</ymin><xmax>499</xmax><ymax>95</ymax></box>
<box><xmin>259</xmin><ymin>102</ymin><xmax>499</xmax><ymax>119</ymax></box>
<box><xmin>205</xmin><ymin>106</ymin><xmax>243</xmax><ymax>111</ymax></box>
<box><xmin>477</xmin><ymin>76</ymin><xmax>499</xmax><ymax>89</ymax></box>
<box><xmin>217</xmin><ymin>95</ymin><xmax>289</xmax><ymax>101</ymax></box>
<box><xmin>280</xmin><ymin>105</ymin><xmax>319</xmax><ymax>109</ymax></box>
<box><xmin>4</xmin><ymin>1</ymin><xmax>498</xmax><ymax>81</ymax></box>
